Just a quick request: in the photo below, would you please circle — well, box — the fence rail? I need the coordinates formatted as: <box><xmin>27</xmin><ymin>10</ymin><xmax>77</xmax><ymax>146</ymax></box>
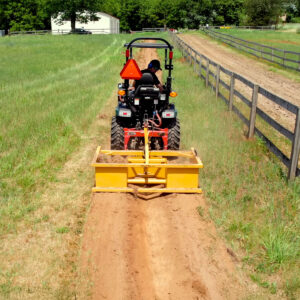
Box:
<box><xmin>142</xmin><ymin>28</ymin><xmax>165</xmax><ymax>32</ymax></box>
<box><xmin>7</xmin><ymin>29</ymin><xmax>118</xmax><ymax>35</ymax></box>
<box><xmin>8</xmin><ymin>30</ymin><xmax>51</xmax><ymax>35</ymax></box>
<box><xmin>170</xmin><ymin>31</ymin><xmax>300</xmax><ymax>179</ymax></box>
<box><xmin>201</xmin><ymin>25</ymin><xmax>276</xmax><ymax>30</ymax></box>
<box><xmin>202</xmin><ymin>28</ymin><xmax>300</xmax><ymax>72</ymax></box>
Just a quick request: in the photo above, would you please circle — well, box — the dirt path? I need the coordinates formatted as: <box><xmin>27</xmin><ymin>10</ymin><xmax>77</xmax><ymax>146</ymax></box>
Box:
<box><xmin>80</xmin><ymin>193</ymin><xmax>249</xmax><ymax>300</ymax></box>
<box><xmin>79</xmin><ymin>44</ymin><xmax>250</xmax><ymax>299</ymax></box>
<box><xmin>180</xmin><ymin>34</ymin><xmax>300</xmax><ymax>131</ymax></box>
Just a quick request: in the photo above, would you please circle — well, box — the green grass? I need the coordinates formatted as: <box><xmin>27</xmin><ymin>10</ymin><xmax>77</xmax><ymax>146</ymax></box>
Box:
<box><xmin>0</xmin><ymin>34</ymin><xmax>130</xmax><ymax>235</ymax></box>
<box><xmin>169</xmin><ymin>43</ymin><xmax>300</xmax><ymax>298</ymax></box>
<box><xmin>199</xmin><ymin>61</ymin><xmax>298</xmax><ymax>169</ymax></box>
<box><xmin>219</xmin><ymin>29</ymin><xmax>300</xmax><ymax>52</ymax></box>
<box><xmin>219</xmin><ymin>29</ymin><xmax>300</xmax><ymax>72</ymax></box>
<box><xmin>279</xmin><ymin>23</ymin><xmax>300</xmax><ymax>32</ymax></box>
<box><xmin>0</xmin><ymin>32</ymin><xmax>299</xmax><ymax>299</ymax></box>
<box><xmin>195</xmin><ymin>29</ymin><xmax>300</xmax><ymax>78</ymax></box>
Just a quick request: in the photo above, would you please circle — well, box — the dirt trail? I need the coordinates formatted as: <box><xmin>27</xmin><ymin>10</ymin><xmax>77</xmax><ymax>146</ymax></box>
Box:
<box><xmin>180</xmin><ymin>34</ymin><xmax>300</xmax><ymax>131</ymax></box>
<box><xmin>79</xmin><ymin>43</ymin><xmax>250</xmax><ymax>299</ymax></box>
<box><xmin>81</xmin><ymin>193</ymin><xmax>249</xmax><ymax>300</ymax></box>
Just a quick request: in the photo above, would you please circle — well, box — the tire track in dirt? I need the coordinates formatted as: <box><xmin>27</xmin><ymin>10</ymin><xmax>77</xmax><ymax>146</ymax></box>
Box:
<box><xmin>180</xmin><ymin>34</ymin><xmax>300</xmax><ymax>131</ymax></box>
<box><xmin>80</xmin><ymin>193</ymin><xmax>249</xmax><ymax>299</ymax></box>
<box><xmin>79</xmin><ymin>43</ymin><xmax>250</xmax><ymax>299</ymax></box>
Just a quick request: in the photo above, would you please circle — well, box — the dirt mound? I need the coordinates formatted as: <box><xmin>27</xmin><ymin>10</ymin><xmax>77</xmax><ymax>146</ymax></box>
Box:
<box><xmin>98</xmin><ymin>154</ymin><xmax>127</xmax><ymax>163</ymax></box>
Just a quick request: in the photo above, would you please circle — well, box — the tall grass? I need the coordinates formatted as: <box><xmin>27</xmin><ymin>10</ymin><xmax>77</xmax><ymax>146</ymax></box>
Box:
<box><xmin>170</xmin><ymin>46</ymin><xmax>300</xmax><ymax>298</ymax></box>
<box><xmin>0</xmin><ymin>34</ymin><xmax>128</xmax><ymax>235</ymax></box>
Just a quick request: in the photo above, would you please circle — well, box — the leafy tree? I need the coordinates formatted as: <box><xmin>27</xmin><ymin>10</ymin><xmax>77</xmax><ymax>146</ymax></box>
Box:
<box><xmin>48</xmin><ymin>0</ymin><xmax>101</xmax><ymax>31</ymax></box>
<box><xmin>0</xmin><ymin>0</ymin><xmax>49</xmax><ymax>32</ymax></box>
<box><xmin>244</xmin><ymin>0</ymin><xmax>286</xmax><ymax>25</ymax></box>
<box><xmin>212</xmin><ymin>0</ymin><xmax>244</xmax><ymax>25</ymax></box>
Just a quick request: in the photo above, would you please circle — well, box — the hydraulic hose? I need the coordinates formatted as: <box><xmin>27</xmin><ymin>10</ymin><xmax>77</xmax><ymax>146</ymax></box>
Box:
<box><xmin>148</xmin><ymin>111</ymin><xmax>162</xmax><ymax>128</ymax></box>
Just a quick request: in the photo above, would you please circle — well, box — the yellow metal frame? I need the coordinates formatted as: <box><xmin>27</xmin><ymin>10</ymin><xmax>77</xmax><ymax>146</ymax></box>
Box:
<box><xmin>91</xmin><ymin>128</ymin><xmax>203</xmax><ymax>194</ymax></box>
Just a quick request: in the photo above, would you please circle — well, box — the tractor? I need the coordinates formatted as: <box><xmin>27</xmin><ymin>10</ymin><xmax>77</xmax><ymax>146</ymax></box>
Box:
<box><xmin>111</xmin><ymin>37</ymin><xmax>180</xmax><ymax>151</ymax></box>
<box><xmin>91</xmin><ymin>37</ymin><xmax>203</xmax><ymax>196</ymax></box>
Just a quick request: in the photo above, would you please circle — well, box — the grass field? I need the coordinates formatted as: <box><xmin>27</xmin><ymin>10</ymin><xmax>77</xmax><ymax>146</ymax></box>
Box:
<box><xmin>219</xmin><ymin>28</ymin><xmax>300</xmax><ymax>53</ymax></box>
<box><xmin>195</xmin><ymin>28</ymin><xmax>300</xmax><ymax>77</ymax></box>
<box><xmin>279</xmin><ymin>23</ymin><xmax>300</xmax><ymax>32</ymax></box>
<box><xmin>0</xmin><ymin>34</ymin><xmax>129</xmax><ymax>236</ymax></box>
<box><xmin>0</xmin><ymin>33</ymin><xmax>299</xmax><ymax>298</ymax></box>
<box><xmin>0</xmin><ymin>33</ymin><xmax>131</xmax><ymax>297</ymax></box>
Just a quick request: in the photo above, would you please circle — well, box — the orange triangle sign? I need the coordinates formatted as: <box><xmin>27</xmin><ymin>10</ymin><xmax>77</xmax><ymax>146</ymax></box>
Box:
<box><xmin>120</xmin><ymin>59</ymin><xmax>142</xmax><ymax>80</ymax></box>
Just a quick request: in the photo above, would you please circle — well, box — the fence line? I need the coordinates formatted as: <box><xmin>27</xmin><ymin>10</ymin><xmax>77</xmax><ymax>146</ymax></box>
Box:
<box><xmin>201</xmin><ymin>28</ymin><xmax>300</xmax><ymax>72</ymax></box>
<box><xmin>142</xmin><ymin>28</ymin><xmax>165</xmax><ymax>32</ymax></box>
<box><xmin>7</xmin><ymin>29</ymin><xmax>118</xmax><ymax>35</ymax></box>
<box><xmin>201</xmin><ymin>25</ymin><xmax>276</xmax><ymax>30</ymax></box>
<box><xmin>8</xmin><ymin>30</ymin><xmax>51</xmax><ymax>35</ymax></box>
<box><xmin>170</xmin><ymin>31</ymin><xmax>300</xmax><ymax>179</ymax></box>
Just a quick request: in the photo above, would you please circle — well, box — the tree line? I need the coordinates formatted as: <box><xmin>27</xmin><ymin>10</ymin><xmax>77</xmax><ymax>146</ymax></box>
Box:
<box><xmin>1</xmin><ymin>0</ymin><xmax>300</xmax><ymax>32</ymax></box>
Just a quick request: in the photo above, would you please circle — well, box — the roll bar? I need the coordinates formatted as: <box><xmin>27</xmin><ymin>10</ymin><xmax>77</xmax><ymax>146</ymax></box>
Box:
<box><xmin>122</xmin><ymin>37</ymin><xmax>174</xmax><ymax>102</ymax></box>
<box><xmin>125</xmin><ymin>37</ymin><xmax>173</xmax><ymax>51</ymax></box>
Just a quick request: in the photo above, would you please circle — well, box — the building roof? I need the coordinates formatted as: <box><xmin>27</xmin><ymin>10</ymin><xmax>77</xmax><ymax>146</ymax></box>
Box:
<box><xmin>99</xmin><ymin>12</ymin><xmax>119</xmax><ymax>20</ymax></box>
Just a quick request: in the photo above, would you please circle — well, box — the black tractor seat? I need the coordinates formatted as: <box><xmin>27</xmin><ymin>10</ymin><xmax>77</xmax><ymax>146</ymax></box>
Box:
<box><xmin>134</xmin><ymin>73</ymin><xmax>159</xmax><ymax>98</ymax></box>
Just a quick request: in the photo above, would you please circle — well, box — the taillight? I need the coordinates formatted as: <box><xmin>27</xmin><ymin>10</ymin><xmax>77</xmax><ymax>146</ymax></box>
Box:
<box><xmin>162</xmin><ymin>110</ymin><xmax>175</xmax><ymax>118</ymax></box>
<box><xmin>119</xmin><ymin>109</ymin><xmax>132</xmax><ymax>117</ymax></box>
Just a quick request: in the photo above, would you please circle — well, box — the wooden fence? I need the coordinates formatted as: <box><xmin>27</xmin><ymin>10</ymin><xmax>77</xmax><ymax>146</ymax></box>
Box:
<box><xmin>8</xmin><ymin>30</ymin><xmax>51</xmax><ymax>35</ymax></box>
<box><xmin>201</xmin><ymin>25</ymin><xmax>276</xmax><ymax>30</ymax></box>
<box><xmin>170</xmin><ymin>31</ymin><xmax>300</xmax><ymax>180</ymax></box>
<box><xmin>202</xmin><ymin>28</ymin><xmax>300</xmax><ymax>72</ymax></box>
<box><xmin>8</xmin><ymin>29</ymin><xmax>117</xmax><ymax>35</ymax></box>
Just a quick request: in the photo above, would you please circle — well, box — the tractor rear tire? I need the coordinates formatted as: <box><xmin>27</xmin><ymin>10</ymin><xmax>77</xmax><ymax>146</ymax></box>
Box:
<box><xmin>168</xmin><ymin>118</ymin><xmax>180</xmax><ymax>150</ymax></box>
<box><xmin>111</xmin><ymin>117</ymin><xmax>124</xmax><ymax>150</ymax></box>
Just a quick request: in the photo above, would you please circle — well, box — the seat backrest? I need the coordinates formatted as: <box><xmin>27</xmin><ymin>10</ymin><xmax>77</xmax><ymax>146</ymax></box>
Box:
<box><xmin>135</xmin><ymin>72</ymin><xmax>154</xmax><ymax>88</ymax></box>
<box><xmin>134</xmin><ymin>72</ymin><xmax>156</xmax><ymax>98</ymax></box>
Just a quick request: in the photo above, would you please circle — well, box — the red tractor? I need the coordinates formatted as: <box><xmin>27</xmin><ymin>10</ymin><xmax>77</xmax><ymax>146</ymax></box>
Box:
<box><xmin>111</xmin><ymin>37</ymin><xmax>180</xmax><ymax>151</ymax></box>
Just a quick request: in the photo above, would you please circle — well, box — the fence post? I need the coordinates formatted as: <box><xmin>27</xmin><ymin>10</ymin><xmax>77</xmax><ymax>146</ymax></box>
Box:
<box><xmin>193</xmin><ymin>53</ymin><xmax>196</xmax><ymax>72</ymax></box>
<box><xmin>298</xmin><ymin>54</ymin><xmax>300</xmax><ymax>70</ymax></box>
<box><xmin>288</xmin><ymin>108</ymin><xmax>300</xmax><ymax>180</ymax></box>
<box><xmin>248</xmin><ymin>84</ymin><xmax>259</xmax><ymax>138</ymax></box>
<box><xmin>229</xmin><ymin>73</ymin><xmax>235</xmax><ymax>111</ymax></box>
<box><xmin>206</xmin><ymin>60</ymin><xmax>210</xmax><ymax>87</ymax></box>
<box><xmin>199</xmin><ymin>55</ymin><xmax>202</xmax><ymax>77</ymax></box>
<box><xmin>216</xmin><ymin>65</ymin><xmax>220</xmax><ymax>99</ymax></box>
<box><xmin>283</xmin><ymin>50</ymin><xmax>286</xmax><ymax>67</ymax></box>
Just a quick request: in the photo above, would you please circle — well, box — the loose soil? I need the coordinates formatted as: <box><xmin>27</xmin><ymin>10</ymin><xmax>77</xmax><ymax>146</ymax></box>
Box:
<box><xmin>180</xmin><ymin>34</ymin><xmax>300</xmax><ymax>131</ymax></box>
<box><xmin>79</xmin><ymin>43</ymin><xmax>252</xmax><ymax>299</ymax></box>
<box><xmin>80</xmin><ymin>193</ymin><xmax>250</xmax><ymax>300</ymax></box>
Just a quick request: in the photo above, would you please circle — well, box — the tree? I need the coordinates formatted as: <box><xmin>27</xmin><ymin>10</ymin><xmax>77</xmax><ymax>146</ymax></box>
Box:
<box><xmin>244</xmin><ymin>0</ymin><xmax>286</xmax><ymax>25</ymax></box>
<box><xmin>0</xmin><ymin>0</ymin><xmax>49</xmax><ymax>32</ymax></box>
<box><xmin>48</xmin><ymin>0</ymin><xmax>101</xmax><ymax>31</ymax></box>
<box><xmin>212</xmin><ymin>0</ymin><xmax>244</xmax><ymax>25</ymax></box>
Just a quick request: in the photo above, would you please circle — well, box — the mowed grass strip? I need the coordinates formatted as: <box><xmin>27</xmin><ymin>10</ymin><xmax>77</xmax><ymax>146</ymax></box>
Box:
<box><xmin>170</xmin><ymin>47</ymin><xmax>300</xmax><ymax>298</ymax></box>
<box><xmin>0</xmin><ymin>34</ymin><xmax>127</xmax><ymax>235</ymax></box>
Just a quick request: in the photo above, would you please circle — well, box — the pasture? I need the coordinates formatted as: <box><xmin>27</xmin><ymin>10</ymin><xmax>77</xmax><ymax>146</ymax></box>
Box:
<box><xmin>0</xmin><ymin>34</ymin><xmax>128</xmax><ymax>235</ymax></box>
<box><xmin>219</xmin><ymin>28</ymin><xmax>300</xmax><ymax>53</ymax></box>
<box><xmin>0</xmin><ymin>33</ymin><xmax>299</xmax><ymax>299</ymax></box>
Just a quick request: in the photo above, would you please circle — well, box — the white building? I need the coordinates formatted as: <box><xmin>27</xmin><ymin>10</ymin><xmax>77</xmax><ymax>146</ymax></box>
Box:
<box><xmin>51</xmin><ymin>12</ymin><xmax>119</xmax><ymax>34</ymax></box>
